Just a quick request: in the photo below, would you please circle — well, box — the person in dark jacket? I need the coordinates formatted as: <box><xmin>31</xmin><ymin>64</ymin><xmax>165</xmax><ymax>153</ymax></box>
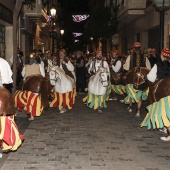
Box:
<box><xmin>109</xmin><ymin>50</ymin><xmax>122</xmax><ymax>101</ymax></box>
<box><xmin>75</xmin><ymin>51</ymin><xmax>86</xmax><ymax>94</ymax></box>
<box><xmin>123</xmin><ymin>42</ymin><xmax>151</xmax><ymax>117</ymax></box>
<box><xmin>148</xmin><ymin>48</ymin><xmax>157</xmax><ymax>68</ymax></box>
<box><xmin>147</xmin><ymin>48</ymin><xmax>170</xmax><ymax>141</ymax></box>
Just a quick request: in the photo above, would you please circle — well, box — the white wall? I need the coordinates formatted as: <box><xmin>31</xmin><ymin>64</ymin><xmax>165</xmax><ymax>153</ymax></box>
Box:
<box><xmin>5</xmin><ymin>26</ymin><xmax>13</xmax><ymax>62</ymax></box>
<box><xmin>118</xmin><ymin>3</ymin><xmax>170</xmax><ymax>53</ymax></box>
<box><xmin>118</xmin><ymin>6</ymin><xmax>160</xmax><ymax>51</ymax></box>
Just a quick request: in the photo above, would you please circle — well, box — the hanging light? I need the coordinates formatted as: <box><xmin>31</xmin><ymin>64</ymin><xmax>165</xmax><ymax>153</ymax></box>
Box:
<box><xmin>72</xmin><ymin>15</ymin><xmax>89</xmax><ymax>22</ymax></box>
<box><xmin>50</xmin><ymin>8</ymin><xmax>56</xmax><ymax>18</ymax></box>
<box><xmin>72</xmin><ymin>32</ymin><xmax>83</xmax><ymax>37</ymax></box>
<box><xmin>60</xmin><ymin>29</ymin><xmax>64</xmax><ymax>35</ymax></box>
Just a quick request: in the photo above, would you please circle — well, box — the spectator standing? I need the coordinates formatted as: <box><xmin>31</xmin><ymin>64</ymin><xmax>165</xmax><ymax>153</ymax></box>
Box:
<box><xmin>75</xmin><ymin>51</ymin><xmax>86</xmax><ymax>94</ymax></box>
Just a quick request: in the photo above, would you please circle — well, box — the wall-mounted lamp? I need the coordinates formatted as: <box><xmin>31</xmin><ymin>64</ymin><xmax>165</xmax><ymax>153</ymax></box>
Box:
<box><xmin>50</xmin><ymin>8</ymin><xmax>56</xmax><ymax>18</ymax></box>
<box><xmin>60</xmin><ymin>29</ymin><xmax>64</xmax><ymax>35</ymax></box>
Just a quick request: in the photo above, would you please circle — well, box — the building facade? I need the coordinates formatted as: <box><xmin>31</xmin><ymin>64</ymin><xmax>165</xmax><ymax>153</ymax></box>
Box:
<box><xmin>0</xmin><ymin>0</ymin><xmax>14</xmax><ymax>60</ymax></box>
<box><xmin>117</xmin><ymin>0</ymin><xmax>170</xmax><ymax>55</ymax></box>
<box><xmin>23</xmin><ymin>0</ymin><xmax>51</xmax><ymax>63</ymax></box>
<box><xmin>0</xmin><ymin>0</ymin><xmax>51</xmax><ymax>64</ymax></box>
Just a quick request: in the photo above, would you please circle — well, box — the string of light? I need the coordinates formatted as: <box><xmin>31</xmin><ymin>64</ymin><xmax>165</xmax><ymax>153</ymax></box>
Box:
<box><xmin>72</xmin><ymin>15</ymin><xmax>89</xmax><ymax>22</ymax></box>
<box><xmin>72</xmin><ymin>32</ymin><xmax>83</xmax><ymax>37</ymax></box>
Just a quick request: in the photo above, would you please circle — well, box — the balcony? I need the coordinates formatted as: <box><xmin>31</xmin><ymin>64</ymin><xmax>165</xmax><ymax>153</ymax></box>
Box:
<box><xmin>118</xmin><ymin>0</ymin><xmax>147</xmax><ymax>28</ymax></box>
<box><xmin>24</xmin><ymin>1</ymin><xmax>47</xmax><ymax>21</ymax></box>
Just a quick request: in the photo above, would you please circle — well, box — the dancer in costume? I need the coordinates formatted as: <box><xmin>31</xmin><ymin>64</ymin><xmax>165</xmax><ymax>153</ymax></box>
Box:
<box><xmin>109</xmin><ymin>50</ymin><xmax>123</xmax><ymax>101</ymax></box>
<box><xmin>16</xmin><ymin>53</ymin><xmax>47</xmax><ymax>121</ymax></box>
<box><xmin>56</xmin><ymin>49</ymin><xmax>75</xmax><ymax>81</ymax></box>
<box><xmin>123</xmin><ymin>42</ymin><xmax>151</xmax><ymax>117</ymax></box>
<box><xmin>83</xmin><ymin>50</ymin><xmax>110</xmax><ymax>112</ymax></box>
<box><xmin>21</xmin><ymin>53</ymin><xmax>45</xmax><ymax>80</ymax></box>
<box><xmin>143</xmin><ymin>48</ymin><xmax>170</xmax><ymax>141</ymax></box>
<box><xmin>88</xmin><ymin>50</ymin><xmax>110</xmax><ymax>75</ymax></box>
<box><xmin>89</xmin><ymin>50</ymin><xmax>110</xmax><ymax>98</ymax></box>
<box><xmin>0</xmin><ymin>59</ymin><xmax>24</xmax><ymax>155</ymax></box>
<box><xmin>50</xmin><ymin>49</ymin><xmax>76</xmax><ymax>113</ymax></box>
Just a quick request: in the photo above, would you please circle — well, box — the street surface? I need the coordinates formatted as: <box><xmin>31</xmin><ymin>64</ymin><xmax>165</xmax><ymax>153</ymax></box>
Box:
<box><xmin>0</xmin><ymin>95</ymin><xmax>170</xmax><ymax>170</ymax></box>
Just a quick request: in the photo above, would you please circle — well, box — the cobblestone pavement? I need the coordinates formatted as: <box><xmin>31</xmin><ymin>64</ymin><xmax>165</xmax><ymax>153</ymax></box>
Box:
<box><xmin>1</xmin><ymin>95</ymin><xmax>170</xmax><ymax>170</ymax></box>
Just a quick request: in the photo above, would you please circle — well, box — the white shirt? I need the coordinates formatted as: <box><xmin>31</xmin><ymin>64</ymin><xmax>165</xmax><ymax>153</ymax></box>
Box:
<box><xmin>60</xmin><ymin>60</ymin><xmax>75</xmax><ymax>72</ymax></box>
<box><xmin>123</xmin><ymin>55</ymin><xmax>151</xmax><ymax>71</ymax></box>
<box><xmin>88</xmin><ymin>60</ymin><xmax>110</xmax><ymax>74</ymax></box>
<box><xmin>85</xmin><ymin>58</ymin><xmax>93</xmax><ymax>68</ymax></box>
<box><xmin>147</xmin><ymin>64</ymin><xmax>157</xmax><ymax>83</ymax></box>
<box><xmin>21</xmin><ymin>64</ymin><xmax>45</xmax><ymax>80</ymax></box>
<box><xmin>47</xmin><ymin>59</ymin><xmax>53</xmax><ymax>72</ymax></box>
<box><xmin>60</xmin><ymin>60</ymin><xmax>76</xmax><ymax>81</ymax></box>
<box><xmin>48</xmin><ymin>59</ymin><xmax>53</xmax><ymax>67</ymax></box>
<box><xmin>0</xmin><ymin>58</ymin><xmax>13</xmax><ymax>84</ymax></box>
<box><xmin>111</xmin><ymin>60</ymin><xmax>122</xmax><ymax>73</ymax></box>
<box><xmin>40</xmin><ymin>60</ymin><xmax>44</xmax><ymax>68</ymax></box>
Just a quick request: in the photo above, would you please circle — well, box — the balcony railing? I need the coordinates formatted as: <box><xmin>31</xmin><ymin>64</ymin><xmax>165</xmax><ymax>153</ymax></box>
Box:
<box><xmin>118</xmin><ymin>0</ymin><xmax>147</xmax><ymax>27</ymax></box>
<box><xmin>24</xmin><ymin>1</ymin><xmax>47</xmax><ymax>20</ymax></box>
<box><xmin>118</xmin><ymin>0</ymin><xmax>147</xmax><ymax>18</ymax></box>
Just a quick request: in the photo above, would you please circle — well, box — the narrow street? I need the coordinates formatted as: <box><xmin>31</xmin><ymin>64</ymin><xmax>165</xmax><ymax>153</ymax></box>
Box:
<box><xmin>0</xmin><ymin>95</ymin><xmax>170</xmax><ymax>170</ymax></box>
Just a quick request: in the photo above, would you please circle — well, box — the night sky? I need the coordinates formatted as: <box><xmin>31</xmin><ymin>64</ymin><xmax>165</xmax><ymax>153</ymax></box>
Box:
<box><xmin>58</xmin><ymin>0</ymin><xmax>90</xmax><ymax>52</ymax></box>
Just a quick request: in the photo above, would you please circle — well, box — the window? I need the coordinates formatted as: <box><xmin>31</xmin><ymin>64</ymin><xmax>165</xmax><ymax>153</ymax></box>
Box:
<box><xmin>0</xmin><ymin>25</ymin><xmax>5</xmax><ymax>58</ymax></box>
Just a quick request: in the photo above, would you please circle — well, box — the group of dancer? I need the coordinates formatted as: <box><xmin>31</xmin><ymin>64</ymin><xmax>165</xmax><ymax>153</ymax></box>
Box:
<box><xmin>1</xmin><ymin>42</ymin><xmax>170</xmax><ymax>155</ymax></box>
<box><xmin>83</xmin><ymin>42</ymin><xmax>170</xmax><ymax>142</ymax></box>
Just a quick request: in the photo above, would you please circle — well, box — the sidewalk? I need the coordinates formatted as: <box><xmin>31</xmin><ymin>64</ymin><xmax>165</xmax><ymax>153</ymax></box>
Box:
<box><xmin>0</xmin><ymin>111</ymin><xmax>30</xmax><ymax>169</ymax></box>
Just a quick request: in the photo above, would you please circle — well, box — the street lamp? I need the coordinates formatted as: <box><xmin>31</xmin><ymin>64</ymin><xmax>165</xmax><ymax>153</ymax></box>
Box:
<box><xmin>50</xmin><ymin>7</ymin><xmax>57</xmax><ymax>53</ymax></box>
<box><xmin>152</xmin><ymin>0</ymin><xmax>170</xmax><ymax>53</ymax></box>
<box><xmin>50</xmin><ymin>8</ymin><xmax>56</xmax><ymax>18</ymax></box>
<box><xmin>60</xmin><ymin>29</ymin><xmax>64</xmax><ymax>35</ymax></box>
<box><xmin>90</xmin><ymin>37</ymin><xmax>93</xmax><ymax>41</ymax></box>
